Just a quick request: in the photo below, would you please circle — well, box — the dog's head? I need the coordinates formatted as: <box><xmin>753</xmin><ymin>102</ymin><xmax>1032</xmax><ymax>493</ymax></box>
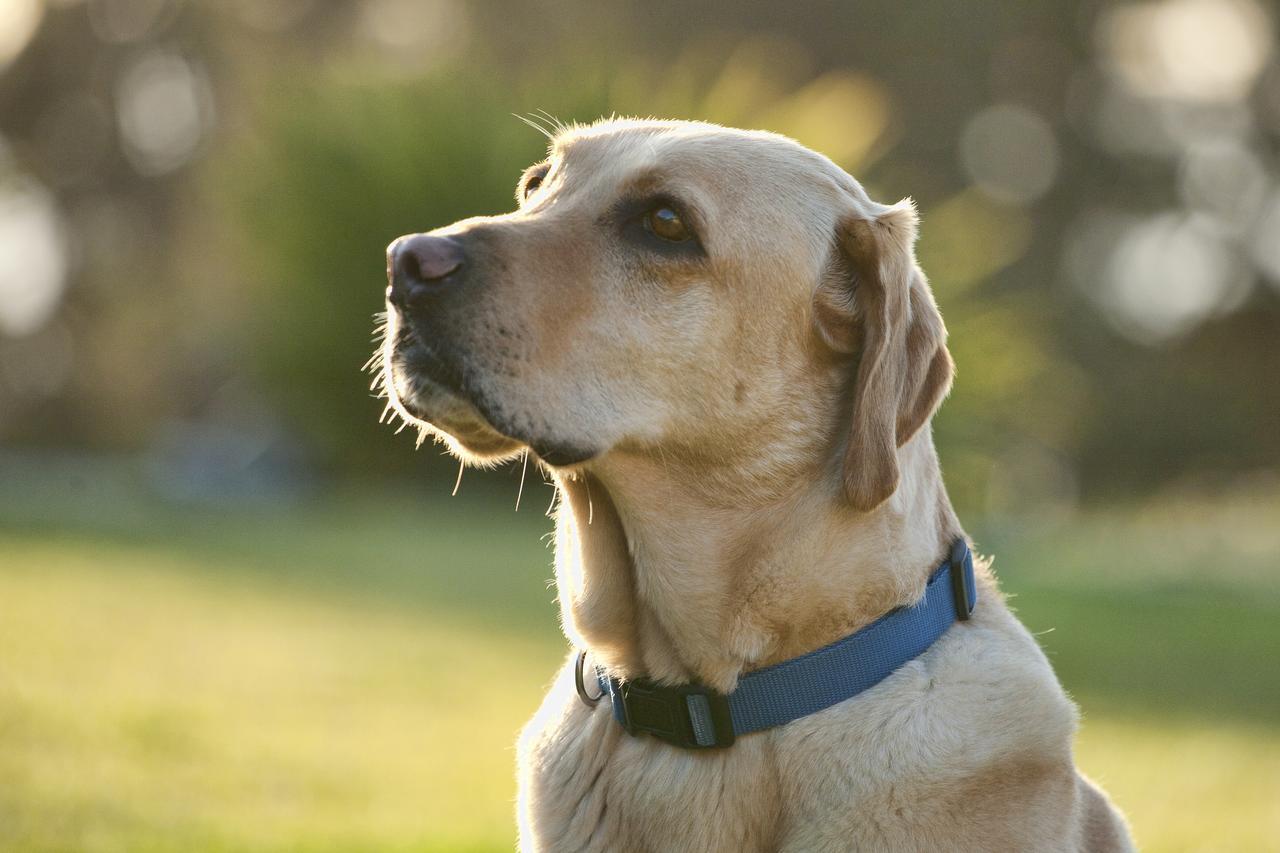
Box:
<box><xmin>378</xmin><ymin>119</ymin><xmax>952</xmax><ymax>511</ymax></box>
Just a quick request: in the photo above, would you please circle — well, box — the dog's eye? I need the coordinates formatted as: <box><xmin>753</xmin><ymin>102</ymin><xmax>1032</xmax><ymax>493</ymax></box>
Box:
<box><xmin>520</xmin><ymin>164</ymin><xmax>550</xmax><ymax>200</ymax></box>
<box><xmin>644</xmin><ymin>206</ymin><xmax>692</xmax><ymax>242</ymax></box>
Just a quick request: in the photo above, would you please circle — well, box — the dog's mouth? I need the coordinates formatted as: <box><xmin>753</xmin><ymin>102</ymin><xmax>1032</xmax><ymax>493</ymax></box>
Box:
<box><xmin>383</xmin><ymin>326</ymin><xmax>520</xmax><ymax>457</ymax></box>
<box><xmin>378</xmin><ymin>314</ymin><xmax>596</xmax><ymax>467</ymax></box>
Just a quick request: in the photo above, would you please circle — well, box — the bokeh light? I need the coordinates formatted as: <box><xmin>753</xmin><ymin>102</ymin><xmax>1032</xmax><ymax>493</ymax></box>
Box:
<box><xmin>114</xmin><ymin>49</ymin><xmax>214</xmax><ymax>176</ymax></box>
<box><xmin>1100</xmin><ymin>212</ymin><xmax>1252</xmax><ymax>343</ymax></box>
<box><xmin>960</xmin><ymin>103</ymin><xmax>1059</xmax><ymax>205</ymax></box>
<box><xmin>1250</xmin><ymin>189</ymin><xmax>1280</xmax><ymax>287</ymax></box>
<box><xmin>0</xmin><ymin>0</ymin><xmax>41</xmax><ymax>71</ymax></box>
<box><xmin>1100</xmin><ymin>0</ymin><xmax>1272</xmax><ymax>102</ymax></box>
<box><xmin>0</xmin><ymin>164</ymin><xmax>67</xmax><ymax>337</ymax></box>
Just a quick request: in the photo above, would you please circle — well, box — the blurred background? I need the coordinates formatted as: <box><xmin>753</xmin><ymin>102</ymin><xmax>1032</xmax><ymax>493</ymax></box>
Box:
<box><xmin>0</xmin><ymin>0</ymin><xmax>1277</xmax><ymax>850</ymax></box>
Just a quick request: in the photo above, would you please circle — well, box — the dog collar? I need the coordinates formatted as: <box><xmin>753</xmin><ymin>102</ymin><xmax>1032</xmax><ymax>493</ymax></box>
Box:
<box><xmin>575</xmin><ymin>538</ymin><xmax>977</xmax><ymax>750</ymax></box>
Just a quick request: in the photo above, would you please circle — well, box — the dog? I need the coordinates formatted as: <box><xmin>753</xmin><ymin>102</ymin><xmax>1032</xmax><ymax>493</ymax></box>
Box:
<box><xmin>376</xmin><ymin>118</ymin><xmax>1134</xmax><ymax>852</ymax></box>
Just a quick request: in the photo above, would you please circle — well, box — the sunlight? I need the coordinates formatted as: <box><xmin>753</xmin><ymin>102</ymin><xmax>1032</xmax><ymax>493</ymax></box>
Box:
<box><xmin>1101</xmin><ymin>212</ymin><xmax>1251</xmax><ymax>343</ymax></box>
<box><xmin>1100</xmin><ymin>0</ymin><xmax>1272</xmax><ymax>102</ymax></box>
<box><xmin>1249</xmin><ymin>190</ymin><xmax>1280</xmax><ymax>288</ymax></box>
<box><xmin>1178</xmin><ymin>138</ymin><xmax>1269</xmax><ymax>234</ymax></box>
<box><xmin>0</xmin><ymin>0</ymin><xmax>41</xmax><ymax>71</ymax></box>
<box><xmin>760</xmin><ymin>71</ymin><xmax>891</xmax><ymax>170</ymax></box>
<box><xmin>114</xmin><ymin>49</ymin><xmax>213</xmax><ymax>176</ymax></box>
<box><xmin>960</xmin><ymin>103</ymin><xmax>1060</xmax><ymax>205</ymax></box>
<box><xmin>0</xmin><ymin>168</ymin><xmax>67</xmax><ymax>337</ymax></box>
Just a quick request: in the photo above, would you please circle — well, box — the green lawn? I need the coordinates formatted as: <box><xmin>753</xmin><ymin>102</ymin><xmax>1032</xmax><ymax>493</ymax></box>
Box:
<box><xmin>1</xmin><ymin>470</ymin><xmax>1277</xmax><ymax>851</ymax></box>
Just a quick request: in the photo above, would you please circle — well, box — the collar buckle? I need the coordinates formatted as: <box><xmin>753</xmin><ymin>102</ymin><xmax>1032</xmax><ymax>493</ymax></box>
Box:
<box><xmin>608</xmin><ymin>677</ymin><xmax>736</xmax><ymax>749</ymax></box>
<box><xmin>950</xmin><ymin>537</ymin><xmax>976</xmax><ymax>621</ymax></box>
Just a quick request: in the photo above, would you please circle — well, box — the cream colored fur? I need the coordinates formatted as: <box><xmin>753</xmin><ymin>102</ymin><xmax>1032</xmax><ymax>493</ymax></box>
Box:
<box><xmin>379</xmin><ymin>119</ymin><xmax>1134</xmax><ymax>851</ymax></box>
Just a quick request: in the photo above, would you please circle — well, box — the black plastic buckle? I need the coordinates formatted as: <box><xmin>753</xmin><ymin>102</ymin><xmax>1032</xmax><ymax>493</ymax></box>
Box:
<box><xmin>950</xmin><ymin>537</ymin><xmax>976</xmax><ymax>621</ymax></box>
<box><xmin>614</xmin><ymin>678</ymin><xmax>736</xmax><ymax>749</ymax></box>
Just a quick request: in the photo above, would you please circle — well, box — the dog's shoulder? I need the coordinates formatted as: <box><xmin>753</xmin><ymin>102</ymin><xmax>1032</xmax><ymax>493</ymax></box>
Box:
<box><xmin>771</xmin><ymin>574</ymin><xmax>1091</xmax><ymax>850</ymax></box>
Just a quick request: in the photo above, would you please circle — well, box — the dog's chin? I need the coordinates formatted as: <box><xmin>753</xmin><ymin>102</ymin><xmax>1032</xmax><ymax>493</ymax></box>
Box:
<box><xmin>390</xmin><ymin>379</ymin><xmax>522</xmax><ymax>461</ymax></box>
<box><xmin>386</xmin><ymin>364</ymin><xmax>598</xmax><ymax>468</ymax></box>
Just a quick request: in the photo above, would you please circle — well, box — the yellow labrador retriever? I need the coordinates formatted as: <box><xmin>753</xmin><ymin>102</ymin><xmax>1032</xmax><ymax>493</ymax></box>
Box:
<box><xmin>377</xmin><ymin>119</ymin><xmax>1133</xmax><ymax>852</ymax></box>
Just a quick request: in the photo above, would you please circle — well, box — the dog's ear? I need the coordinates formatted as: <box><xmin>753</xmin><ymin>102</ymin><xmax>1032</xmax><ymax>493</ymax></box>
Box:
<box><xmin>816</xmin><ymin>199</ymin><xmax>953</xmax><ymax>512</ymax></box>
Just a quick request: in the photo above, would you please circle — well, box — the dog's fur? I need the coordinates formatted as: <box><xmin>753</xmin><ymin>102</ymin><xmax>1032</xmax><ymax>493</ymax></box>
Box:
<box><xmin>377</xmin><ymin>119</ymin><xmax>1133</xmax><ymax>851</ymax></box>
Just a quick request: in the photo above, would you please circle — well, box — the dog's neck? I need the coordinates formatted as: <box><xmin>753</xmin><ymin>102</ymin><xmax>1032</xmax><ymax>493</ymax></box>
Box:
<box><xmin>552</xmin><ymin>429</ymin><xmax>962</xmax><ymax>694</ymax></box>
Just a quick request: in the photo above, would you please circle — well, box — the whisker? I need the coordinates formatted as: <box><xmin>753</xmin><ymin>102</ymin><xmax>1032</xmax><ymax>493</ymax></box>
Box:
<box><xmin>515</xmin><ymin>449</ymin><xmax>529</xmax><ymax>511</ymax></box>
<box><xmin>532</xmin><ymin>108</ymin><xmax>565</xmax><ymax>134</ymax></box>
<box><xmin>529</xmin><ymin>109</ymin><xmax>560</xmax><ymax>135</ymax></box>
<box><xmin>452</xmin><ymin>457</ymin><xmax>465</xmax><ymax>496</ymax></box>
<box><xmin>513</xmin><ymin>112</ymin><xmax>553</xmax><ymax>139</ymax></box>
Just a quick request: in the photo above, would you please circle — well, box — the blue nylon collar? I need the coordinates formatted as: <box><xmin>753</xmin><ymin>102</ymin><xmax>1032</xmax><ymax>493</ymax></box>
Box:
<box><xmin>580</xmin><ymin>538</ymin><xmax>977</xmax><ymax>749</ymax></box>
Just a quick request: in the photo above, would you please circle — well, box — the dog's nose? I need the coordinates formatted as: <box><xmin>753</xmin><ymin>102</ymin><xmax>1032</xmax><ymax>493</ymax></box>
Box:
<box><xmin>387</xmin><ymin>234</ymin><xmax>465</xmax><ymax>306</ymax></box>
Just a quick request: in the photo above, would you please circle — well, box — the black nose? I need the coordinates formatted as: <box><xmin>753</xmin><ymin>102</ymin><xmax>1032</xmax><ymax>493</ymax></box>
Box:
<box><xmin>387</xmin><ymin>234</ymin><xmax>465</xmax><ymax>307</ymax></box>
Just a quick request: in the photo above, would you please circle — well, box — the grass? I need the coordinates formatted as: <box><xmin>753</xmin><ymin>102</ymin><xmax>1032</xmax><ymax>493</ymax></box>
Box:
<box><xmin>0</xmin><ymin>464</ymin><xmax>1277</xmax><ymax>851</ymax></box>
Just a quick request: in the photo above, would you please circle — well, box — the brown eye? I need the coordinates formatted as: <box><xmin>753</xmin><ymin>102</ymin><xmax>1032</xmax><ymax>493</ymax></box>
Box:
<box><xmin>645</xmin><ymin>206</ymin><xmax>691</xmax><ymax>242</ymax></box>
<box><xmin>520</xmin><ymin>165</ymin><xmax>549</xmax><ymax>200</ymax></box>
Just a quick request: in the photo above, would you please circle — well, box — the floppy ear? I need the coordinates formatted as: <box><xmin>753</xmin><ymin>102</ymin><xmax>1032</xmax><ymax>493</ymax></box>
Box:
<box><xmin>819</xmin><ymin>199</ymin><xmax>954</xmax><ymax>512</ymax></box>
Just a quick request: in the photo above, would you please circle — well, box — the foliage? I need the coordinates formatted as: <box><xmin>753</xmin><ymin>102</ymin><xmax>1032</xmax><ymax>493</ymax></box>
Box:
<box><xmin>3</xmin><ymin>2</ymin><xmax>1278</xmax><ymax>505</ymax></box>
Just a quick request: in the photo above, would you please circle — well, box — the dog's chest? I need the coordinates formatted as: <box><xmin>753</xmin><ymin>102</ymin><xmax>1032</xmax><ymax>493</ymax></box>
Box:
<box><xmin>517</xmin><ymin>616</ymin><xmax>1082</xmax><ymax>852</ymax></box>
<box><xmin>515</xmin><ymin>664</ymin><xmax>972</xmax><ymax>853</ymax></box>
<box><xmin>517</xmin><ymin>664</ymin><xmax>785</xmax><ymax>852</ymax></box>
